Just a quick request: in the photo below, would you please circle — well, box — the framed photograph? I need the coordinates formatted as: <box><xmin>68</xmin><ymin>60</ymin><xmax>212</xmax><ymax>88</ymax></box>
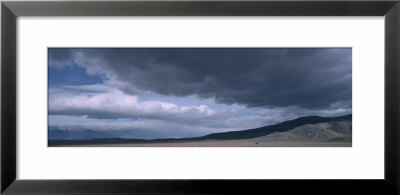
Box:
<box><xmin>47</xmin><ymin>47</ymin><xmax>353</xmax><ymax>148</ymax></box>
<box><xmin>2</xmin><ymin>0</ymin><xmax>400</xmax><ymax>194</ymax></box>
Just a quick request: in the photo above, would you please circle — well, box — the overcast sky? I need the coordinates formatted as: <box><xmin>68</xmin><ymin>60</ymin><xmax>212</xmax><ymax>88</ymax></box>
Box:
<box><xmin>48</xmin><ymin>48</ymin><xmax>352</xmax><ymax>139</ymax></box>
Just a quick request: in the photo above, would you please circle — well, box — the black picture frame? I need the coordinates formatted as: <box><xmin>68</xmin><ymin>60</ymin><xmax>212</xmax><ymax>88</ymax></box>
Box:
<box><xmin>1</xmin><ymin>1</ymin><xmax>399</xmax><ymax>194</ymax></box>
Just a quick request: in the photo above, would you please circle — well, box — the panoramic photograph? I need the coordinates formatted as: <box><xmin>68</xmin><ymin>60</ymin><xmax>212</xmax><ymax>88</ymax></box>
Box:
<box><xmin>48</xmin><ymin>48</ymin><xmax>352</xmax><ymax>147</ymax></box>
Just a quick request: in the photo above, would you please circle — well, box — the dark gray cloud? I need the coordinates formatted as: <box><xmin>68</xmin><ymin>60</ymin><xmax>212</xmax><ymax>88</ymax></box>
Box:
<box><xmin>49</xmin><ymin>48</ymin><xmax>351</xmax><ymax>109</ymax></box>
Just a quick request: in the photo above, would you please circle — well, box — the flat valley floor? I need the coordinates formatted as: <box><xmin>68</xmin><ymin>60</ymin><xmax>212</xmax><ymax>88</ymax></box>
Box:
<box><xmin>57</xmin><ymin>140</ymin><xmax>351</xmax><ymax>147</ymax></box>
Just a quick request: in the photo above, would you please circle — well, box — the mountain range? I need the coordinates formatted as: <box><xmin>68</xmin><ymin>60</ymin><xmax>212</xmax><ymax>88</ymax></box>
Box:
<box><xmin>49</xmin><ymin>114</ymin><xmax>351</xmax><ymax>146</ymax></box>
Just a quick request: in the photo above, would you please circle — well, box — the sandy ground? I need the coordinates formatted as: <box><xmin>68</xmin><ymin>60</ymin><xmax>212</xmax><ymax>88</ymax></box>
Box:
<box><xmin>60</xmin><ymin>140</ymin><xmax>351</xmax><ymax>147</ymax></box>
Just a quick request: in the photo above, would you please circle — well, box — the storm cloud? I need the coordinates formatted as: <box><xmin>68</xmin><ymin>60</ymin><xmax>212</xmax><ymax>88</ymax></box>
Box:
<box><xmin>49</xmin><ymin>88</ymin><xmax>237</xmax><ymax>127</ymax></box>
<box><xmin>48</xmin><ymin>48</ymin><xmax>351</xmax><ymax>139</ymax></box>
<box><xmin>49</xmin><ymin>48</ymin><xmax>352</xmax><ymax>110</ymax></box>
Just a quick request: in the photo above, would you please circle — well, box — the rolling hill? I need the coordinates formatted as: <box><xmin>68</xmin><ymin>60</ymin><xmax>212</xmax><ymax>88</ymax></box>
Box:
<box><xmin>251</xmin><ymin>121</ymin><xmax>351</xmax><ymax>142</ymax></box>
<box><xmin>49</xmin><ymin>114</ymin><xmax>352</xmax><ymax>146</ymax></box>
